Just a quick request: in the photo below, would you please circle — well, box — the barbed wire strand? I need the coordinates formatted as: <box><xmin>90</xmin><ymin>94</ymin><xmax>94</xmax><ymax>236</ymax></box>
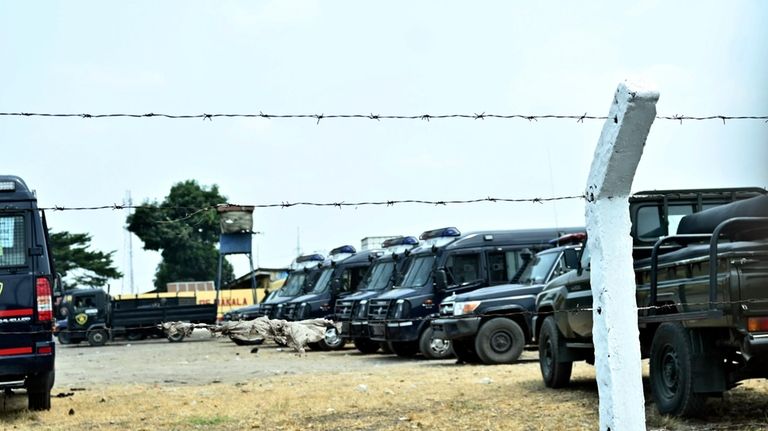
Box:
<box><xmin>1</xmin><ymin>112</ymin><xmax>767</xmax><ymax>123</ymax></box>
<box><xmin>37</xmin><ymin>194</ymin><xmax>586</xmax><ymax>213</ymax></box>
<box><xmin>5</xmin><ymin>296</ymin><xmax>768</xmax><ymax>336</ymax></box>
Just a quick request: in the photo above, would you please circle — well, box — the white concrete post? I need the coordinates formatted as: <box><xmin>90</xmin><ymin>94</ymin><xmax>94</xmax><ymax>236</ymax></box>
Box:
<box><xmin>586</xmin><ymin>81</ymin><xmax>659</xmax><ymax>431</ymax></box>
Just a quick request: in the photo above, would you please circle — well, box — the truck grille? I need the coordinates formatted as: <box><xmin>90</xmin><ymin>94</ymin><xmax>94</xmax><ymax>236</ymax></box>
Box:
<box><xmin>284</xmin><ymin>303</ymin><xmax>298</xmax><ymax>320</ymax></box>
<box><xmin>336</xmin><ymin>300</ymin><xmax>354</xmax><ymax>319</ymax></box>
<box><xmin>439</xmin><ymin>302</ymin><xmax>454</xmax><ymax>317</ymax></box>
<box><xmin>367</xmin><ymin>299</ymin><xmax>391</xmax><ymax>321</ymax></box>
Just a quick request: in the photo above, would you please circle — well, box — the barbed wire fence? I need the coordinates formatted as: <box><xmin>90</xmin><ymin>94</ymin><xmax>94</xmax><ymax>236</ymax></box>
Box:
<box><xmin>1</xmin><ymin>111</ymin><xmax>767</xmax><ymax>123</ymax></box>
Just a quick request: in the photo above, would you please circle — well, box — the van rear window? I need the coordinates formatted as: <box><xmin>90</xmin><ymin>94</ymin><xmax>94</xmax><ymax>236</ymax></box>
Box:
<box><xmin>0</xmin><ymin>215</ymin><xmax>26</xmax><ymax>267</ymax></box>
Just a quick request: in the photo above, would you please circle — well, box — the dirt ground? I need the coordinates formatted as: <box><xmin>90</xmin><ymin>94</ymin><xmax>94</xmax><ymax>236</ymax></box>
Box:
<box><xmin>1</xmin><ymin>331</ymin><xmax>767</xmax><ymax>430</ymax></box>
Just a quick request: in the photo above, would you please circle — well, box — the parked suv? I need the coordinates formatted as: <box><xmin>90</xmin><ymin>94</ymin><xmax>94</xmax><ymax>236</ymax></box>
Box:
<box><xmin>432</xmin><ymin>233</ymin><xmax>584</xmax><ymax>364</ymax></box>
<box><xmin>0</xmin><ymin>176</ymin><xmax>56</xmax><ymax>410</ymax></box>
<box><xmin>367</xmin><ymin>226</ymin><xmax>581</xmax><ymax>359</ymax></box>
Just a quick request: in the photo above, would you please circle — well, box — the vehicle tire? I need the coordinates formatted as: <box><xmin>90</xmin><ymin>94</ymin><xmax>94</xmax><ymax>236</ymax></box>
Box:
<box><xmin>167</xmin><ymin>332</ymin><xmax>185</xmax><ymax>343</ymax></box>
<box><xmin>389</xmin><ymin>341</ymin><xmax>419</xmax><ymax>357</ymax></box>
<box><xmin>57</xmin><ymin>331</ymin><xmax>72</xmax><ymax>345</ymax></box>
<box><xmin>353</xmin><ymin>338</ymin><xmax>381</xmax><ymax>354</ymax></box>
<box><xmin>419</xmin><ymin>327</ymin><xmax>454</xmax><ymax>359</ymax></box>
<box><xmin>87</xmin><ymin>329</ymin><xmax>108</xmax><ymax>347</ymax></box>
<box><xmin>649</xmin><ymin>322</ymin><xmax>707</xmax><ymax>417</ymax></box>
<box><xmin>27</xmin><ymin>371</ymin><xmax>54</xmax><ymax>411</ymax></box>
<box><xmin>452</xmin><ymin>339</ymin><xmax>481</xmax><ymax>363</ymax></box>
<box><xmin>475</xmin><ymin>318</ymin><xmax>525</xmax><ymax>364</ymax></box>
<box><xmin>538</xmin><ymin>316</ymin><xmax>572</xmax><ymax>388</ymax></box>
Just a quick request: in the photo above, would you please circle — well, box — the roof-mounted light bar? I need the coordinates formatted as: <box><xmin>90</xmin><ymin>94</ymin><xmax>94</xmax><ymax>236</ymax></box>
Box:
<box><xmin>330</xmin><ymin>245</ymin><xmax>357</xmax><ymax>255</ymax></box>
<box><xmin>419</xmin><ymin>227</ymin><xmax>461</xmax><ymax>240</ymax></box>
<box><xmin>382</xmin><ymin>236</ymin><xmax>419</xmax><ymax>248</ymax></box>
<box><xmin>296</xmin><ymin>253</ymin><xmax>325</xmax><ymax>263</ymax></box>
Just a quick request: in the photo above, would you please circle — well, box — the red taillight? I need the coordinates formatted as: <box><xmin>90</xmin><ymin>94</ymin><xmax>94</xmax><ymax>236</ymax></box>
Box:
<box><xmin>747</xmin><ymin>317</ymin><xmax>768</xmax><ymax>332</ymax></box>
<box><xmin>38</xmin><ymin>346</ymin><xmax>52</xmax><ymax>354</ymax></box>
<box><xmin>36</xmin><ymin>277</ymin><xmax>53</xmax><ymax>322</ymax></box>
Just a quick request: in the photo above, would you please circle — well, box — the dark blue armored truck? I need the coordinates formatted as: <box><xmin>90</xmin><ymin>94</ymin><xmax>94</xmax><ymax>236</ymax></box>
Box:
<box><xmin>535</xmin><ymin>188</ymin><xmax>768</xmax><ymax>417</ymax></box>
<box><xmin>367</xmin><ymin>226</ymin><xmax>581</xmax><ymax>359</ymax></box>
<box><xmin>333</xmin><ymin>236</ymin><xmax>418</xmax><ymax>354</ymax></box>
<box><xmin>261</xmin><ymin>254</ymin><xmax>324</xmax><ymax>320</ymax></box>
<box><xmin>432</xmin><ymin>232</ymin><xmax>584</xmax><ymax>364</ymax></box>
<box><xmin>0</xmin><ymin>176</ymin><xmax>56</xmax><ymax>410</ymax></box>
<box><xmin>283</xmin><ymin>245</ymin><xmax>378</xmax><ymax>350</ymax></box>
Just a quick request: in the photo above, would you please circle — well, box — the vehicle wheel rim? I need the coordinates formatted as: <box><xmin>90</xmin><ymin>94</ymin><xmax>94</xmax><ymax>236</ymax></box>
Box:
<box><xmin>659</xmin><ymin>344</ymin><xmax>679</xmax><ymax>397</ymax></box>
<box><xmin>93</xmin><ymin>333</ymin><xmax>103</xmax><ymax>343</ymax></box>
<box><xmin>430</xmin><ymin>338</ymin><xmax>451</xmax><ymax>356</ymax></box>
<box><xmin>325</xmin><ymin>328</ymin><xmax>342</xmax><ymax>347</ymax></box>
<box><xmin>490</xmin><ymin>331</ymin><xmax>512</xmax><ymax>353</ymax></box>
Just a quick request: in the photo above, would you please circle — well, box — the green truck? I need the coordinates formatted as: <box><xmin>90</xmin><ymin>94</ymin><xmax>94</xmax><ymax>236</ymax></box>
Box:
<box><xmin>535</xmin><ymin>188</ymin><xmax>768</xmax><ymax>416</ymax></box>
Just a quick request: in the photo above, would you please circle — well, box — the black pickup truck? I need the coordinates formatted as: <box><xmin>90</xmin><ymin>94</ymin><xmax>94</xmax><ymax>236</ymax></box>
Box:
<box><xmin>535</xmin><ymin>189</ymin><xmax>768</xmax><ymax>416</ymax></box>
<box><xmin>57</xmin><ymin>288</ymin><xmax>217</xmax><ymax>346</ymax></box>
<box><xmin>431</xmin><ymin>233</ymin><xmax>583</xmax><ymax>364</ymax></box>
<box><xmin>0</xmin><ymin>176</ymin><xmax>56</xmax><ymax>410</ymax></box>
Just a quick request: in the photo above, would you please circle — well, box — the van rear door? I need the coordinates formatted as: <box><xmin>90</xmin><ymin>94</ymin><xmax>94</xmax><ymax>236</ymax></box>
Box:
<box><xmin>0</xmin><ymin>211</ymin><xmax>38</xmax><ymax>355</ymax></box>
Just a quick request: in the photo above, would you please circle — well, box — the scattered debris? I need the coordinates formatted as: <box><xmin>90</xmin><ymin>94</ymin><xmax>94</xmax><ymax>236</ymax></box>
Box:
<box><xmin>479</xmin><ymin>377</ymin><xmax>493</xmax><ymax>385</ymax></box>
<box><xmin>250</xmin><ymin>347</ymin><xmax>259</xmax><ymax>354</ymax></box>
<box><xmin>69</xmin><ymin>387</ymin><xmax>87</xmax><ymax>392</ymax></box>
<box><xmin>356</xmin><ymin>384</ymin><xmax>368</xmax><ymax>393</ymax></box>
<box><xmin>68</xmin><ymin>408</ymin><xmax>75</xmax><ymax>416</ymax></box>
<box><xmin>55</xmin><ymin>392</ymin><xmax>74</xmax><ymax>398</ymax></box>
<box><xmin>162</xmin><ymin>318</ymin><xmax>342</xmax><ymax>353</ymax></box>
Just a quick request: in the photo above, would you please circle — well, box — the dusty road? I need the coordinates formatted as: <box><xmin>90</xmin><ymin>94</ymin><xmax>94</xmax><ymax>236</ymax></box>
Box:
<box><xmin>1</xmin><ymin>331</ymin><xmax>767</xmax><ymax>430</ymax></box>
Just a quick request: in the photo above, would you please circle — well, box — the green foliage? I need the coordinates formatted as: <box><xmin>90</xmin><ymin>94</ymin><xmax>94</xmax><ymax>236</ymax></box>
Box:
<box><xmin>127</xmin><ymin>180</ymin><xmax>233</xmax><ymax>290</ymax></box>
<box><xmin>49</xmin><ymin>231</ymin><xmax>122</xmax><ymax>288</ymax></box>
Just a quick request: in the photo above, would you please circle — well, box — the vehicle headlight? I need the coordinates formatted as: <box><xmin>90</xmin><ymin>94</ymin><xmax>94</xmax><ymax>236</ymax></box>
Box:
<box><xmin>453</xmin><ymin>301</ymin><xmax>481</xmax><ymax>316</ymax></box>
<box><xmin>355</xmin><ymin>300</ymin><xmax>368</xmax><ymax>319</ymax></box>
<box><xmin>393</xmin><ymin>299</ymin><xmax>411</xmax><ymax>319</ymax></box>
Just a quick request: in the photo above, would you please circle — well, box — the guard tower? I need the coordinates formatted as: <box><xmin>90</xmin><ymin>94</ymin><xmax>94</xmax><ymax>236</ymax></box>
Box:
<box><xmin>216</xmin><ymin>205</ymin><xmax>257</xmax><ymax>304</ymax></box>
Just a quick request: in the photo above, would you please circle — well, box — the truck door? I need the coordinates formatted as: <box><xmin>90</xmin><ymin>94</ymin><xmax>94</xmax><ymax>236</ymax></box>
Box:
<box><xmin>486</xmin><ymin>248</ymin><xmax>526</xmax><ymax>285</ymax></box>
<box><xmin>0</xmin><ymin>211</ymin><xmax>41</xmax><ymax>353</ymax></box>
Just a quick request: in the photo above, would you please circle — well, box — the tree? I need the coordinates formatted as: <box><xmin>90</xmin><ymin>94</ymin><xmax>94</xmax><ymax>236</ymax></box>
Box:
<box><xmin>49</xmin><ymin>231</ymin><xmax>122</xmax><ymax>288</ymax></box>
<box><xmin>127</xmin><ymin>180</ymin><xmax>233</xmax><ymax>290</ymax></box>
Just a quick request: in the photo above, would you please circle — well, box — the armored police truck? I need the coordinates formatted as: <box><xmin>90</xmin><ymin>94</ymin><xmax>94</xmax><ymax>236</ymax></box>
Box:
<box><xmin>367</xmin><ymin>226</ymin><xmax>582</xmax><ymax>359</ymax></box>
<box><xmin>333</xmin><ymin>236</ymin><xmax>418</xmax><ymax>353</ymax></box>
<box><xmin>0</xmin><ymin>176</ymin><xmax>56</xmax><ymax>410</ymax></box>
<box><xmin>283</xmin><ymin>245</ymin><xmax>378</xmax><ymax>350</ymax></box>
<box><xmin>227</xmin><ymin>253</ymin><xmax>325</xmax><ymax>321</ymax></box>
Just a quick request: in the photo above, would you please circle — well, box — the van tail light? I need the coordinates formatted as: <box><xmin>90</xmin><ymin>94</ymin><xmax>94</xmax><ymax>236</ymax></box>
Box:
<box><xmin>747</xmin><ymin>317</ymin><xmax>768</xmax><ymax>332</ymax></box>
<box><xmin>36</xmin><ymin>277</ymin><xmax>53</xmax><ymax>323</ymax></box>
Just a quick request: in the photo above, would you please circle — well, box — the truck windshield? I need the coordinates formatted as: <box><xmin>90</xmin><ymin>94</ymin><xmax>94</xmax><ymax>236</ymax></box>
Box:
<box><xmin>360</xmin><ymin>261</ymin><xmax>395</xmax><ymax>291</ymax></box>
<box><xmin>398</xmin><ymin>256</ymin><xmax>435</xmax><ymax>289</ymax></box>
<box><xmin>516</xmin><ymin>252</ymin><xmax>559</xmax><ymax>285</ymax></box>
<box><xmin>310</xmin><ymin>268</ymin><xmax>334</xmax><ymax>294</ymax></box>
<box><xmin>0</xmin><ymin>214</ymin><xmax>26</xmax><ymax>268</ymax></box>
<box><xmin>279</xmin><ymin>272</ymin><xmax>307</xmax><ymax>296</ymax></box>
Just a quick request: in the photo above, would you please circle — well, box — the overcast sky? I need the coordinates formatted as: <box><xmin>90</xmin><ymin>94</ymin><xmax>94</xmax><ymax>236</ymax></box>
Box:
<box><xmin>2</xmin><ymin>1</ymin><xmax>766</xmax><ymax>294</ymax></box>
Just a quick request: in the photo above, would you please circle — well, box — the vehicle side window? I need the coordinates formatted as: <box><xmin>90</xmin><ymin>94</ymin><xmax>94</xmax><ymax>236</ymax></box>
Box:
<box><xmin>487</xmin><ymin>250</ymin><xmax>524</xmax><ymax>283</ymax></box>
<box><xmin>445</xmin><ymin>253</ymin><xmax>482</xmax><ymax>285</ymax></box>
<box><xmin>0</xmin><ymin>214</ymin><xmax>26</xmax><ymax>267</ymax></box>
<box><xmin>635</xmin><ymin>204</ymin><xmax>695</xmax><ymax>240</ymax></box>
<box><xmin>74</xmin><ymin>295</ymin><xmax>96</xmax><ymax>309</ymax></box>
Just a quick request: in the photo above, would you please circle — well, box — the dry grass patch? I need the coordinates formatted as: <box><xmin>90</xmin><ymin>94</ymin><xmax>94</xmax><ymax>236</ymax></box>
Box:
<box><xmin>1</xmin><ymin>359</ymin><xmax>766</xmax><ymax>430</ymax></box>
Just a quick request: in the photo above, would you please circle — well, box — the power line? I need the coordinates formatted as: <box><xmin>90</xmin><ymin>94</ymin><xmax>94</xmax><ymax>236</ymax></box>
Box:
<box><xmin>1</xmin><ymin>112</ymin><xmax>767</xmax><ymax>123</ymax></box>
<box><xmin>38</xmin><ymin>194</ymin><xmax>586</xmax><ymax>213</ymax></box>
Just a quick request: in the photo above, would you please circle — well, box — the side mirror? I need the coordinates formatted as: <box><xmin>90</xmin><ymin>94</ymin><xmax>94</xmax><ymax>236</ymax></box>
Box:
<box><xmin>435</xmin><ymin>269</ymin><xmax>448</xmax><ymax>291</ymax></box>
<box><xmin>330</xmin><ymin>278</ymin><xmax>342</xmax><ymax>292</ymax></box>
<box><xmin>54</xmin><ymin>273</ymin><xmax>64</xmax><ymax>295</ymax></box>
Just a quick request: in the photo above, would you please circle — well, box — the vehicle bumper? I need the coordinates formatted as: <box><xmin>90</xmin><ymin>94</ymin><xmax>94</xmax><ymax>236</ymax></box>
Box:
<box><xmin>431</xmin><ymin>317</ymin><xmax>481</xmax><ymax>341</ymax></box>
<box><xmin>744</xmin><ymin>333</ymin><xmax>768</xmax><ymax>356</ymax></box>
<box><xmin>0</xmin><ymin>342</ymin><xmax>55</xmax><ymax>382</ymax></box>
<box><xmin>346</xmin><ymin>320</ymin><xmax>371</xmax><ymax>339</ymax></box>
<box><xmin>369</xmin><ymin>319</ymin><xmax>420</xmax><ymax>342</ymax></box>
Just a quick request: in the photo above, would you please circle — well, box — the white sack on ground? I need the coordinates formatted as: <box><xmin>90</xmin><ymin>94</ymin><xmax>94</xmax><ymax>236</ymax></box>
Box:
<box><xmin>161</xmin><ymin>318</ymin><xmax>342</xmax><ymax>353</ymax></box>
